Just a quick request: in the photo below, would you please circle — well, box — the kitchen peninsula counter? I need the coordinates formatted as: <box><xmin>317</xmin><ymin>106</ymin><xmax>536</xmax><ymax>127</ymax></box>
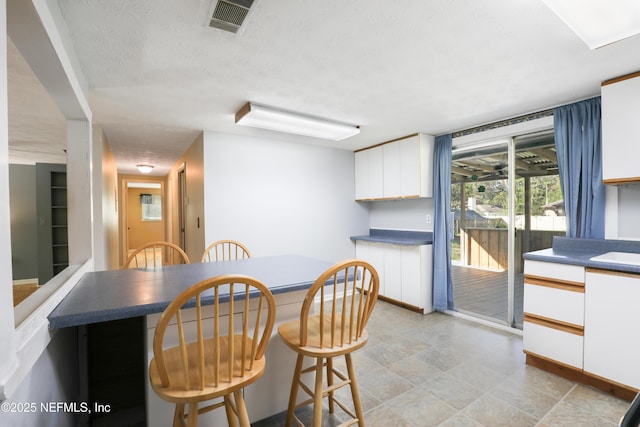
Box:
<box><xmin>48</xmin><ymin>254</ymin><xmax>333</xmax><ymax>329</ymax></box>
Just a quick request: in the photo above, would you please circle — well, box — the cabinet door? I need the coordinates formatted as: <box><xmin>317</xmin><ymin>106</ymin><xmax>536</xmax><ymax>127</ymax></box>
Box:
<box><xmin>354</xmin><ymin>150</ymin><xmax>368</xmax><ymax>200</ymax></box>
<box><xmin>355</xmin><ymin>241</ymin><xmax>385</xmax><ymax>296</ymax></box>
<box><xmin>602</xmin><ymin>75</ymin><xmax>640</xmax><ymax>183</ymax></box>
<box><xmin>523</xmin><ymin>321</ymin><xmax>584</xmax><ymax>369</ymax></box>
<box><xmin>368</xmin><ymin>146</ymin><xmax>384</xmax><ymax>199</ymax></box>
<box><xmin>400</xmin><ymin>136</ymin><xmax>420</xmax><ymax>197</ymax></box>
<box><xmin>400</xmin><ymin>246</ymin><xmax>421</xmax><ymax>305</ymax></box>
<box><xmin>383</xmin><ymin>142</ymin><xmax>401</xmax><ymax>198</ymax></box>
<box><xmin>584</xmin><ymin>269</ymin><xmax>640</xmax><ymax>389</ymax></box>
<box><xmin>384</xmin><ymin>244</ymin><xmax>402</xmax><ymax>301</ymax></box>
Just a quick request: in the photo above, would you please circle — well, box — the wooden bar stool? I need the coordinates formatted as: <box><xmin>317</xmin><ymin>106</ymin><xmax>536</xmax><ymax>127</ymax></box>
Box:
<box><xmin>124</xmin><ymin>241</ymin><xmax>190</xmax><ymax>269</ymax></box>
<box><xmin>201</xmin><ymin>240</ymin><xmax>252</xmax><ymax>262</ymax></box>
<box><xmin>277</xmin><ymin>259</ymin><xmax>380</xmax><ymax>427</ymax></box>
<box><xmin>149</xmin><ymin>275</ymin><xmax>276</xmax><ymax>426</ymax></box>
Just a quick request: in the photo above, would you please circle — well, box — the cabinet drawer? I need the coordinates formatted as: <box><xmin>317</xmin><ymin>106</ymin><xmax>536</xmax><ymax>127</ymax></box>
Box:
<box><xmin>524</xmin><ymin>260</ymin><xmax>584</xmax><ymax>284</ymax></box>
<box><xmin>523</xmin><ymin>321</ymin><xmax>583</xmax><ymax>369</ymax></box>
<box><xmin>523</xmin><ymin>283</ymin><xmax>584</xmax><ymax>326</ymax></box>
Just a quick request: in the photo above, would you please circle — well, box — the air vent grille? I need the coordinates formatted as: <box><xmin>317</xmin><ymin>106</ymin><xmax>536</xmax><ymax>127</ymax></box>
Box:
<box><xmin>209</xmin><ymin>0</ymin><xmax>255</xmax><ymax>34</ymax></box>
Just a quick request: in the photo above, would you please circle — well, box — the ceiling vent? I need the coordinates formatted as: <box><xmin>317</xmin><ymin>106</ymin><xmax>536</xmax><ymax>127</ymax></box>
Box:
<box><xmin>208</xmin><ymin>0</ymin><xmax>255</xmax><ymax>34</ymax></box>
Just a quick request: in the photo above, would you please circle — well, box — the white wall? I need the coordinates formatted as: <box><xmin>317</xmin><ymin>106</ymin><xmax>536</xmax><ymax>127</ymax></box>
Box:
<box><xmin>615</xmin><ymin>184</ymin><xmax>640</xmax><ymax>240</ymax></box>
<box><xmin>92</xmin><ymin>126</ymin><xmax>119</xmax><ymax>271</ymax></box>
<box><xmin>202</xmin><ymin>132</ymin><xmax>369</xmax><ymax>263</ymax></box>
<box><xmin>167</xmin><ymin>133</ymin><xmax>205</xmax><ymax>262</ymax></box>
<box><xmin>369</xmin><ymin>198</ymin><xmax>434</xmax><ymax>231</ymax></box>
<box><xmin>0</xmin><ymin>328</ymin><xmax>78</xmax><ymax>427</ymax></box>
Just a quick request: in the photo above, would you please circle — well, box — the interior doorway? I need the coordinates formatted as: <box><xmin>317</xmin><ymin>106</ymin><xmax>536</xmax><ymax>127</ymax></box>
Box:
<box><xmin>121</xmin><ymin>179</ymin><xmax>166</xmax><ymax>266</ymax></box>
<box><xmin>177</xmin><ymin>164</ymin><xmax>187</xmax><ymax>252</ymax></box>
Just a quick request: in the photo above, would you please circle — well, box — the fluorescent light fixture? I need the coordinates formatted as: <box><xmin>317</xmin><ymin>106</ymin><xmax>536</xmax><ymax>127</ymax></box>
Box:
<box><xmin>235</xmin><ymin>102</ymin><xmax>360</xmax><ymax>141</ymax></box>
<box><xmin>136</xmin><ymin>164</ymin><xmax>154</xmax><ymax>174</ymax></box>
<box><xmin>541</xmin><ymin>0</ymin><xmax>640</xmax><ymax>49</ymax></box>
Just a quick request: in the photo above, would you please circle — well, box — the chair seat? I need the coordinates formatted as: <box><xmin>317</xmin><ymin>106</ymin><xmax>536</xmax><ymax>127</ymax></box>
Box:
<box><xmin>149</xmin><ymin>335</ymin><xmax>266</xmax><ymax>404</ymax></box>
<box><xmin>278</xmin><ymin>314</ymin><xmax>369</xmax><ymax>358</ymax></box>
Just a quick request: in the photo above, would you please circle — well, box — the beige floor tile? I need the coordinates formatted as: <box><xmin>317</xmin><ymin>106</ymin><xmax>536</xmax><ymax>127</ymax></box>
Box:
<box><xmin>489</xmin><ymin>375</ymin><xmax>561</xmax><ymax>418</ymax></box>
<box><xmin>422</xmin><ymin>373</ymin><xmax>484</xmax><ymax>411</ymax></box>
<box><xmin>462</xmin><ymin>394</ymin><xmax>538</xmax><ymax>427</ymax></box>
<box><xmin>386</xmin><ymin>354</ymin><xmax>444</xmax><ymax>386</ymax></box>
<box><xmin>537</xmin><ymin>400</ymin><xmax>618</xmax><ymax>427</ymax></box>
<box><xmin>361</xmin><ymin>404</ymin><xmax>414</xmax><ymax>427</ymax></box>
<box><xmin>356</xmin><ymin>366</ymin><xmax>414</xmax><ymax>402</ymax></box>
<box><xmin>445</xmin><ymin>358</ymin><xmax>511</xmax><ymax>392</ymax></box>
<box><xmin>561</xmin><ymin>384</ymin><xmax>629</xmax><ymax>421</ymax></box>
<box><xmin>387</xmin><ymin>389</ymin><xmax>458</xmax><ymax>427</ymax></box>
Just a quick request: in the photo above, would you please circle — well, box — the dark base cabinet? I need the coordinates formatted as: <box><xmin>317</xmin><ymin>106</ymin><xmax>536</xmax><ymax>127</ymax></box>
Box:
<box><xmin>86</xmin><ymin>317</ymin><xmax>146</xmax><ymax>426</ymax></box>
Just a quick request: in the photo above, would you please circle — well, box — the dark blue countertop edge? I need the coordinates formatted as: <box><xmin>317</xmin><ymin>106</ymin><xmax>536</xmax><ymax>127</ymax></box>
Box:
<box><xmin>523</xmin><ymin>236</ymin><xmax>640</xmax><ymax>274</ymax></box>
<box><xmin>350</xmin><ymin>229</ymin><xmax>433</xmax><ymax>246</ymax></box>
<box><xmin>47</xmin><ymin>280</ymin><xmax>315</xmax><ymax>329</ymax></box>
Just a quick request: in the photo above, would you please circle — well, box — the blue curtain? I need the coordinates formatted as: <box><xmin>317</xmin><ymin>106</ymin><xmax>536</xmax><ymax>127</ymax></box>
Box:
<box><xmin>554</xmin><ymin>97</ymin><xmax>605</xmax><ymax>239</ymax></box>
<box><xmin>432</xmin><ymin>134</ymin><xmax>453</xmax><ymax>310</ymax></box>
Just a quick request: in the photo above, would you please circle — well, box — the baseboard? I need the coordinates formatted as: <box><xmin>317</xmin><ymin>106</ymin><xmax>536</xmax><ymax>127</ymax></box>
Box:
<box><xmin>525</xmin><ymin>352</ymin><xmax>638</xmax><ymax>402</ymax></box>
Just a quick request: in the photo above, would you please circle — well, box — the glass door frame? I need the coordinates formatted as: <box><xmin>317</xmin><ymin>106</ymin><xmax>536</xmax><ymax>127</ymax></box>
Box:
<box><xmin>451</xmin><ymin>137</ymin><xmax>517</xmax><ymax>328</ymax></box>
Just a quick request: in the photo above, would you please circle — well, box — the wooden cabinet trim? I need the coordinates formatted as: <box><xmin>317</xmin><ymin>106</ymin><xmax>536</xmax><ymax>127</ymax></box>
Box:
<box><xmin>603</xmin><ymin>177</ymin><xmax>640</xmax><ymax>185</ymax></box>
<box><xmin>354</xmin><ymin>133</ymin><xmax>419</xmax><ymax>153</ymax></box>
<box><xmin>602</xmin><ymin>71</ymin><xmax>640</xmax><ymax>87</ymax></box>
<box><xmin>586</xmin><ymin>267</ymin><xmax>640</xmax><ymax>279</ymax></box>
<box><xmin>524</xmin><ymin>313</ymin><xmax>584</xmax><ymax>336</ymax></box>
<box><xmin>524</xmin><ymin>274</ymin><xmax>584</xmax><ymax>292</ymax></box>
<box><xmin>355</xmin><ymin>194</ymin><xmax>421</xmax><ymax>202</ymax></box>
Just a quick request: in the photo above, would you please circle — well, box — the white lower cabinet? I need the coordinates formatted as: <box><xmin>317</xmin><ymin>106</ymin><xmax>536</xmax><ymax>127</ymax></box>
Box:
<box><xmin>523</xmin><ymin>259</ymin><xmax>640</xmax><ymax>392</ymax></box>
<box><xmin>523</xmin><ymin>260</ymin><xmax>585</xmax><ymax>369</ymax></box>
<box><xmin>355</xmin><ymin>241</ymin><xmax>432</xmax><ymax>312</ymax></box>
<box><xmin>584</xmin><ymin>269</ymin><xmax>640</xmax><ymax>389</ymax></box>
<box><xmin>355</xmin><ymin>240</ymin><xmax>386</xmax><ymax>296</ymax></box>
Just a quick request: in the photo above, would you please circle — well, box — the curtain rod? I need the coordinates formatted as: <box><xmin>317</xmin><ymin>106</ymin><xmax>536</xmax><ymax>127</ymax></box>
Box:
<box><xmin>450</xmin><ymin>94</ymin><xmax>601</xmax><ymax>139</ymax></box>
<box><xmin>451</xmin><ymin>109</ymin><xmax>553</xmax><ymax>139</ymax></box>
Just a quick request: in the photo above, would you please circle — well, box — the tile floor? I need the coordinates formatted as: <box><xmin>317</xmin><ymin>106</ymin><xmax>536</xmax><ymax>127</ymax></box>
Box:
<box><xmin>253</xmin><ymin>301</ymin><xmax>631</xmax><ymax>426</ymax></box>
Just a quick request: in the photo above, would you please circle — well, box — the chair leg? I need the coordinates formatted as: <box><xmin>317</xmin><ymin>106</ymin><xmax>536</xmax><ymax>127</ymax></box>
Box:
<box><xmin>186</xmin><ymin>403</ymin><xmax>198</xmax><ymax>427</ymax></box>
<box><xmin>345</xmin><ymin>353</ymin><xmax>365</xmax><ymax>426</ymax></box>
<box><xmin>173</xmin><ymin>404</ymin><xmax>186</xmax><ymax>427</ymax></box>
<box><xmin>234</xmin><ymin>390</ymin><xmax>251</xmax><ymax>427</ymax></box>
<box><xmin>326</xmin><ymin>356</ymin><xmax>335</xmax><ymax>414</ymax></box>
<box><xmin>313</xmin><ymin>357</ymin><xmax>324</xmax><ymax>427</ymax></box>
<box><xmin>224</xmin><ymin>395</ymin><xmax>238</xmax><ymax>427</ymax></box>
<box><xmin>285</xmin><ymin>354</ymin><xmax>305</xmax><ymax>427</ymax></box>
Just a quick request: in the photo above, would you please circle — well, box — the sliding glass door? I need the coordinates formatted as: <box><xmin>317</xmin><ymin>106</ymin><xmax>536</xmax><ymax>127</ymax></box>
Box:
<box><xmin>450</xmin><ymin>131</ymin><xmax>562</xmax><ymax>329</ymax></box>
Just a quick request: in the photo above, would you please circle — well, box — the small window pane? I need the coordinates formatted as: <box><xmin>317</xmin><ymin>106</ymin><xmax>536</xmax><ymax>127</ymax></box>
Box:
<box><xmin>141</xmin><ymin>194</ymin><xmax>162</xmax><ymax>221</ymax></box>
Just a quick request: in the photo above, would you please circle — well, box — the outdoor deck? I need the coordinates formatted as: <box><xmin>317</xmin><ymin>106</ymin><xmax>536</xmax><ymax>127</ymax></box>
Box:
<box><xmin>451</xmin><ymin>264</ymin><xmax>524</xmax><ymax>328</ymax></box>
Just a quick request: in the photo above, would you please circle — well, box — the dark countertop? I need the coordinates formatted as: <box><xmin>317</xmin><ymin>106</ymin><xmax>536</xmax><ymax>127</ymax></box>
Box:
<box><xmin>48</xmin><ymin>255</ymin><xmax>333</xmax><ymax>329</ymax></box>
<box><xmin>523</xmin><ymin>236</ymin><xmax>640</xmax><ymax>274</ymax></box>
<box><xmin>350</xmin><ymin>229</ymin><xmax>433</xmax><ymax>246</ymax></box>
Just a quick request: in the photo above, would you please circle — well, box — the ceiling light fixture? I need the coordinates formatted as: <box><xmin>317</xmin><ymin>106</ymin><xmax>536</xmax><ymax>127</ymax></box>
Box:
<box><xmin>136</xmin><ymin>164</ymin><xmax>154</xmax><ymax>174</ymax></box>
<box><xmin>541</xmin><ymin>0</ymin><xmax>640</xmax><ymax>49</ymax></box>
<box><xmin>235</xmin><ymin>102</ymin><xmax>360</xmax><ymax>141</ymax></box>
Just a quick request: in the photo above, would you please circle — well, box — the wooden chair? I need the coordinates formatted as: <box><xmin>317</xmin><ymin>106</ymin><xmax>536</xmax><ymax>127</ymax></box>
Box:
<box><xmin>201</xmin><ymin>240</ymin><xmax>252</xmax><ymax>263</ymax></box>
<box><xmin>149</xmin><ymin>274</ymin><xmax>276</xmax><ymax>427</ymax></box>
<box><xmin>124</xmin><ymin>241</ymin><xmax>190</xmax><ymax>269</ymax></box>
<box><xmin>277</xmin><ymin>259</ymin><xmax>380</xmax><ymax>427</ymax></box>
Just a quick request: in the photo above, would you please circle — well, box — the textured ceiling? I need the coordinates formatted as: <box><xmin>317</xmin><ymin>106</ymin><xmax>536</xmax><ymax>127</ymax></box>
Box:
<box><xmin>10</xmin><ymin>0</ymin><xmax>640</xmax><ymax>175</ymax></box>
<box><xmin>7</xmin><ymin>38</ymin><xmax>67</xmax><ymax>165</ymax></box>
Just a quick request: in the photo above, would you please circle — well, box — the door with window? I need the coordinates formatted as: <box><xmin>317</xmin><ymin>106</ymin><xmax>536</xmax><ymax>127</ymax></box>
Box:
<box><xmin>450</xmin><ymin>131</ymin><xmax>563</xmax><ymax>328</ymax></box>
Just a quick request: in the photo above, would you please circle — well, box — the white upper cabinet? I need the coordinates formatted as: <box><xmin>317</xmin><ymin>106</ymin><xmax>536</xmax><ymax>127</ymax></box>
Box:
<box><xmin>354</xmin><ymin>146</ymin><xmax>384</xmax><ymax>200</ymax></box>
<box><xmin>354</xmin><ymin>133</ymin><xmax>434</xmax><ymax>200</ymax></box>
<box><xmin>601</xmin><ymin>72</ymin><xmax>640</xmax><ymax>184</ymax></box>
